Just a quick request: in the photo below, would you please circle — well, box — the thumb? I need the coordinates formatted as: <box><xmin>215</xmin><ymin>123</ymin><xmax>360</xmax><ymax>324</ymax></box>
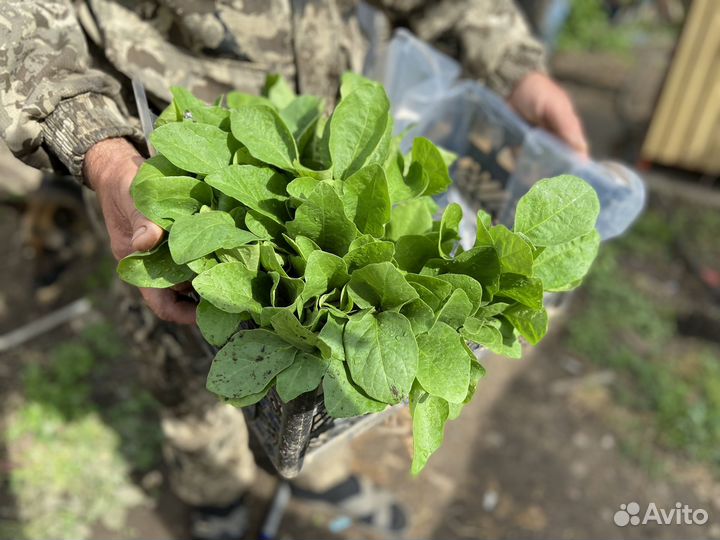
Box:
<box><xmin>130</xmin><ymin>210</ymin><xmax>164</xmax><ymax>252</ymax></box>
<box><xmin>543</xmin><ymin>101</ymin><xmax>589</xmax><ymax>157</ymax></box>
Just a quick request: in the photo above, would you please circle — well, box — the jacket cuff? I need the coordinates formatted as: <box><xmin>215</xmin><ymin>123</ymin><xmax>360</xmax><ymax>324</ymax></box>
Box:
<box><xmin>488</xmin><ymin>44</ymin><xmax>547</xmax><ymax>97</ymax></box>
<box><xmin>42</xmin><ymin>92</ymin><xmax>142</xmax><ymax>180</ymax></box>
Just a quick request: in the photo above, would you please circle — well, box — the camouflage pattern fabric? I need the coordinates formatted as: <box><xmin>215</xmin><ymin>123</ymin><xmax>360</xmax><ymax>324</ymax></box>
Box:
<box><xmin>0</xmin><ymin>0</ymin><xmax>546</xmax><ymax>507</ymax></box>
<box><xmin>0</xmin><ymin>0</ymin><xmax>545</xmax><ymax>178</ymax></box>
<box><xmin>115</xmin><ymin>279</ymin><xmax>257</xmax><ymax>507</ymax></box>
<box><xmin>115</xmin><ymin>278</ymin><xmax>342</xmax><ymax>504</ymax></box>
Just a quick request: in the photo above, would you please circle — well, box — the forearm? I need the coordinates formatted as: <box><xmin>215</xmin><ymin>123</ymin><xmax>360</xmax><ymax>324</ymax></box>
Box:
<box><xmin>0</xmin><ymin>0</ymin><xmax>140</xmax><ymax>179</ymax></box>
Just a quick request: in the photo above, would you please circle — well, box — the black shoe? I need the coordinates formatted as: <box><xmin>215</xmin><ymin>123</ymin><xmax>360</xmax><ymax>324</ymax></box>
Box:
<box><xmin>191</xmin><ymin>497</ymin><xmax>249</xmax><ymax>540</ymax></box>
<box><xmin>291</xmin><ymin>475</ymin><xmax>408</xmax><ymax>536</ymax></box>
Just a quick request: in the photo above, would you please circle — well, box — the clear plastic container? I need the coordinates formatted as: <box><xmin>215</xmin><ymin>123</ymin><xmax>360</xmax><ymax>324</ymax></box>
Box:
<box><xmin>376</xmin><ymin>29</ymin><xmax>646</xmax><ymax>244</ymax></box>
<box><xmin>499</xmin><ymin>128</ymin><xmax>647</xmax><ymax>240</ymax></box>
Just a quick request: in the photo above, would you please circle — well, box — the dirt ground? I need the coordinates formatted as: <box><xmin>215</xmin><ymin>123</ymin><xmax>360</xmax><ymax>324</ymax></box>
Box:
<box><xmin>2</xmin><ymin>43</ymin><xmax>720</xmax><ymax>540</ymax></box>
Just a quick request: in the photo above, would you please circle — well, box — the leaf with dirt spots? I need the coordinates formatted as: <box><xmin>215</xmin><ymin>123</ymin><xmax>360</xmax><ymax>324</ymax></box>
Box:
<box><xmin>322</xmin><ymin>359</ymin><xmax>387</xmax><ymax>418</ymax></box>
<box><xmin>206</xmin><ymin>329</ymin><xmax>297</xmax><ymax>399</ymax></box>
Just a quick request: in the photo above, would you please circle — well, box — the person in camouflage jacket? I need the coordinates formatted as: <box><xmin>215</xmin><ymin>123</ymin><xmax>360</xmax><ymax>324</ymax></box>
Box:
<box><xmin>0</xmin><ymin>1</ymin><xmax>587</xmax><ymax>535</ymax></box>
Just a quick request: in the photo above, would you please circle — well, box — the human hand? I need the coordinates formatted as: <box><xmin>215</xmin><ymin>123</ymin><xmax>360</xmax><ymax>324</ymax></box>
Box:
<box><xmin>84</xmin><ymin>138</ymin><xmax>196</xmax><ymax>324</ymax></box>
<box><xmin>508</xmin><ymin>72</ymin><xmax>589</xmax><ymax>157</ymax></box>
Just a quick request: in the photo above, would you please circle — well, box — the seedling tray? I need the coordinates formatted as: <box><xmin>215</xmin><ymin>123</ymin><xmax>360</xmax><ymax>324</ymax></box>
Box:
<box><xmin>242</xmin><ymin>387</ymin><xmax>403</xmax><ymax>477</ymax></box>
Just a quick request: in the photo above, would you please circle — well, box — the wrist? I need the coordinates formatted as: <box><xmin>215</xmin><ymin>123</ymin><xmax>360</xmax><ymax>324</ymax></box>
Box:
<box><xmin>83</xmin><ymin>138</ymin><xmax>143</xmax><ymax>192</ymax></box>
<box><xmin>511</xmin><ymin>71</ymin><xmax>547</xmax><ymax>93</ymax></box>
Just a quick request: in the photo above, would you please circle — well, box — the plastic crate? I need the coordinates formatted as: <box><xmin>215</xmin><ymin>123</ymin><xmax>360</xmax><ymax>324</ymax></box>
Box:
<box><xmin>242</xmin><ymin>387</ymin><xmax>404</xmax><ymax>478</ymax></box>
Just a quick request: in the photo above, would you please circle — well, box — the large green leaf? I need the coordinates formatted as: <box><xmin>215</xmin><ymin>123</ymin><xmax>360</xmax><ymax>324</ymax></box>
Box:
<box><xmin>405</xmin><ymin>274</ymin><xmax>453</xmax><ymax>311</ymax></box>
<box><xmin>169</xmin><ymin>86</ymin><xmax>230</xmax><ymax>128</ymax></box>
<box><xmin>438</xmin><ymin>203</ymin><xmax>462</xmax><ymax>258</ymax></box>
<box><xmin>416</xmin><ymin>322</ymin><xmax>471</xmax><ymax>403</ymax></box>
<box><xmin>168</xmin><ymin>211</ymin><xmax>258</xmax><ymax>264</ymax></box>
<box><xmin>269</xmin><ymin>310</ymin><xmax>318</xmax><ymax>352</ymax></box>
<box><xmin>117</xmin><ymin>243</ymin><xmax>193</xmax><ymax>288</ymax></box>
<box><xmin>514</xmin><ymin>175</ymin><xmax>600</xmax><ymax>246</ymax></box>
<box><xmin>329</xmin><ymin>82</ymin><xmax>391</xmax><ymax>179</ymax></box>
<box><xmin>342</xmin><ymin>164</ymin><xmax>391</xmax><ymax>237</ymax></box>
<box><xmin>489</xmin><ymin>224</ymin><xmax>534</xmax><ymax>276</ymax></box>
<box><xmin>286</xmin><ymin>183</ymin><xmax>357</xmax><ymax>255</ymax></box>
<box><xmin>435</xmin><ymin>289</ymin><xmax>473</xmax><ymax>329</ymax></box>
<box><xmin>502</xmin><ymin>304</ymin><xmax>548</xmax><ymax>345</ymax></box>
<box><xmin>206</xmin><ymin>329</ymin><xmax>297</xmax><ymax>398</ymax></box>
<box><xmin>133</xmin><ymin>154</ymin><xmax>185</xmax><ymax>184</ymax></box>
<box><xmin>131</xmin><ymin>176</ymin><xmax>213</xmax><ymax>230</ymax></box>
<box><xmin>343</xmin><ymin>239</ymin><xmax>395</xmax><ymax>273</ymax></box>
<box><xmin>230</xmin><ymin>105</ymin><xmax>298</xmax><ymax>171</ymax></box>
<box><xmin>347</xmin><ymin>262</ymin><xmax>419</xmax><ymax>310</ymax></box>
<box><xmin>150</xmin><ymin>122</ymin><xmax>232</xmax><ymax>174</ymax></box>
<box><xmin>446</xmin><ymin>246</ymin><xmax>501</xmax><ymax>289</ymax></box>
<box><xmin>280</xmin><ymin>95</ymin><xmax>323</xmax><ymax>151</ymax></box>
<box><xmin>344</xmin><ymin>311</ymin><xmax>418</xmax><ymax>404</ymax></box>
<box><xmin>410</xmin><ymin>137</ymin><xmax>453</xmax><ymax>196</ymax></box>
<box><xmin>410</xmin><ymin>382</ymin><xmax>449</xmax><ymax>475</ymax></box>
<box><xmin>301</xmin><ymin>250</ymin><xmax>349</xmax><ymax>303</ymax></box>
<box><xmin>392</xmin><ymin>234</ymin><xmax>439</xmax><ymax>273</ymax></box>
<box><xmin>533</xmin><ymin>229</ymin><xmax>600</xmax><ymax>291</ymax></box>
<box><xmin>196</xmin><ymin>298</ymin><xmax>245</xmax><ymax>347</ymax></box>
<box><xmin>276</xmin><ymin>351</ymin><xmax>328</xmax><ymax>402</ymax></box>
<box><xmin>192</xmin><ymin>262</ymin><xmax>270</xmax><ymax>314</ymax></box>
<box><xmin>385</xmin><ymin>197</ymin><xmax>436</xmax><ymax>241</ymax></box>
<box><xmin>322</xmin><ymin>359</ymin><xmax>387</xmax><ymax>418</ymax></box>
<box><xmin>436</xmin><ymin>274</ymin><xmax>483</xmax><ymax>313</ymax></box>
<box><xmin>204</xmin><ymin>165</ymin><xmax>289</xmax><ymax>222</ymax></box>
<box><xmin>496</xmin><ymin>274</ymin><xmax>544</xmax><ymax>310</ymax></box>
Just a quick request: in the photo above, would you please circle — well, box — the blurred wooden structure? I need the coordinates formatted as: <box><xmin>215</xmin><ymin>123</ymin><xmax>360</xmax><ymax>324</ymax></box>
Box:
<box><xmin>642</xmin><ymin>0</ymin><xmax>720</xmax><ymax>175</ymax></box>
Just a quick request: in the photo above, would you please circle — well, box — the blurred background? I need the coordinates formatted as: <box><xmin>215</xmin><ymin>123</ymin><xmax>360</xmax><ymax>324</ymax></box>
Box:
<box><xmin>1</xmin><ymin>0</ymin><xmax>719</xmax><ymax>538</ymax></box>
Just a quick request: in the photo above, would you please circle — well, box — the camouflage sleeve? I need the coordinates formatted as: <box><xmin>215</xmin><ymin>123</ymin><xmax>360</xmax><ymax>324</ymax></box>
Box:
<box><xmin>369</xmin><ymin>0</ymin><xmax>547</xmax><ymax>96</ymax></box>
<box><xmin>0</xmin><ymin>0</ymin><xmax>140</xmax><ymax>179</ymax></box>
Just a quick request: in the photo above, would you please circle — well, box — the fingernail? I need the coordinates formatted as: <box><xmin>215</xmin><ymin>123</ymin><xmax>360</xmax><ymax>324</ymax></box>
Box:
<box><xmin>131</xmin><ymin>226</ymin><xmax>147</xmax><ymax>245</ymax></box>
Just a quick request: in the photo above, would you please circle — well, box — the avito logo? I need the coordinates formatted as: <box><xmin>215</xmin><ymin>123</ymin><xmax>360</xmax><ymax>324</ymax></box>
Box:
<box><xmin>614</xmin><ymin>501</ymin><xmax>709</xmax><ymax>527</ymax></box>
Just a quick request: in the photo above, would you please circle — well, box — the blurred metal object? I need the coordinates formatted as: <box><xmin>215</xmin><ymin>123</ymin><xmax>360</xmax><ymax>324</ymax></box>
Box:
<box><xmin>259</xmin><ymin>481</ymin><xmax>291</xmax><ymax>540</ymax></box>
<box><xmin>0</xmin><ymin>298</ymin><xmax>92</xmax><ymax>352</ymax></box>
<box><xmin>642</xmin><ymin>0</ymin><xmax>720</xmax><ymax>175</ymax></box>
<box><xmin>131</xmin><ymin>77</ymin><xmax>157</xmax><ymax>157</ymax></box>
